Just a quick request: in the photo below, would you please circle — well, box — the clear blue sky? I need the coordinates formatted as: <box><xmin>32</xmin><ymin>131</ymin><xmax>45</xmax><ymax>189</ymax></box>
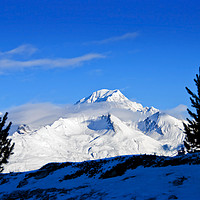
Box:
<box><xmin>0</xmin><ymin>0</ymin><xmax>200</xmax><ymax>111</ymax></box>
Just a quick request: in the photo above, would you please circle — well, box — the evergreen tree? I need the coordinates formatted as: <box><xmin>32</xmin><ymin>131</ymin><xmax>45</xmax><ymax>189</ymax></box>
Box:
<box><xmin>0</xmin><ymin>112</ymin><xmax>15</xmax><ymax>172</ymax></box>
<box><xmin>184</xmin><ymin>68</ymin><xmax>200</xmax><ymax>152</ymax></box>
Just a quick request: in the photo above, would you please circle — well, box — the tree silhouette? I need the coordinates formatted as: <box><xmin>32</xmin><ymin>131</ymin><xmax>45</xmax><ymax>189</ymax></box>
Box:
<box><xmin>0</xmin><ymin>112</ymin><xmax>15</xmax><ymax>172</ymax></box>
<box><xmin>184</xmin><ymin>68</ymin><xmax>200</xmax><ymax>152</ymax></box>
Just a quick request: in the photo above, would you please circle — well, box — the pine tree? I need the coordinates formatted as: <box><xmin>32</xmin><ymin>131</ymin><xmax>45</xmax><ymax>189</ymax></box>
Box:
<box><xmin>0</xmin><ymin>112</ymin><xmax>15</xmax><ymax>172</ymax></box>
<box><xmin>184</xmin><ymin>68</ymin><xmax>200</xmax><ymax>152</ymax></box>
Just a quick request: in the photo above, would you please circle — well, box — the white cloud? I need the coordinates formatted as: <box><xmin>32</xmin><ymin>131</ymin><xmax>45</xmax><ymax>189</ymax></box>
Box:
<box><xmin>0</xmin><ymin>53</ymin><xmax>105</xmax><ymax>72</ymax></box>
<box><xmin>0</xmin><ymin>44</ymin><xmax>38</xmax><ymax>57</ymax></box>
<box><xmin>6</xmin><ymin>101</ymin><xmax>147</xmax><ymax>134</ymax></box>
<box><xmin>164</xmin><ymin>104</ymin><xmax>188</xmax><ymax>119</ymax></box>
<box><xmin>5</xmin><ymin>102</ymin><xmax>188</xmax><ymax>135</ymax></box>
<box><xmin>8</xmin><ymin>103</ymin><xmax>67</xmax><ymax>130</ymax></box>
<box><xmin>86</xmin><ymin>32</ymin><xmax>139</xmax><ymax>45</ymax></box>
<box><xmin>6</xmin><ymin>102</ymin><xmax>112</xmax><ymax>133</ymax></box>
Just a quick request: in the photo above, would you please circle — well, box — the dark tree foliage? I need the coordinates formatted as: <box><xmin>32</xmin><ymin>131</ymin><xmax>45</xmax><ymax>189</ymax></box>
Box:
<box><xmin>184</xmin><ymin>68</ymin><xmax>200</xmax><ymax>152</ymax></box>
<box><xmin>0</xmin><ymin>112</ymin><xmax>15</xmax><ymax>172</ymax></box>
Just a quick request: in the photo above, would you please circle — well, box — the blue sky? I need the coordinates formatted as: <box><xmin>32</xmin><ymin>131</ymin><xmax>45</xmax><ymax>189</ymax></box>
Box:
<box><xmin>0</xmin><ymin>0</ymin><xmax>200</xmax><ymax>114</ymax></box>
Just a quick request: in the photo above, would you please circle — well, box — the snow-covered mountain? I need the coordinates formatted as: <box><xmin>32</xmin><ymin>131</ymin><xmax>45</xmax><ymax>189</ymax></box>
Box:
<box><xmin>76</xmin><ymin>89</ymin><xmax>130</xmax><ymax>104</ymax></box>
<box><xmin>4</xmin><ymin>89</ymin><xmax>185</xmax><ymax>173</ymax></box>
<box><xmin>138</xmin><ymin>112</ymin><xmax>185</xmax><ymax>150</ymax></box>
<box><xmin>76</xmin><ymin>89</ymin><xmax>158</xmax><ymax>114</ymax></box>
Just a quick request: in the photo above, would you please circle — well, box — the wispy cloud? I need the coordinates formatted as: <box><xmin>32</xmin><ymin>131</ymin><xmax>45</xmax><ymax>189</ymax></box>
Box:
<box><xmin>0</xmin><ymin>44</ymin><xmax>38</xmax><ymax>57</ymax></box>
<box><xmin>7</xmin><ymin>101</ymin><xmax>146</xmax><ymax>134</ymax></box>
<box><xmin>85</xmin><ymin>32</ymin><xmax>139</xmax><ymax>45</ymax></box>
<box><xmin>164</xmin><ymin>104</ymin><xmax>188</xmax><ymax>120</ymax></box>
<box><xmin>0</xmin><ymin>52</ymin><xmax>105</xmax><ymax>72</ymax></box>
<box><xmin>8</xmin><ymin>103</ymin><xmax>66</xmax><ymax>130</ymax></box>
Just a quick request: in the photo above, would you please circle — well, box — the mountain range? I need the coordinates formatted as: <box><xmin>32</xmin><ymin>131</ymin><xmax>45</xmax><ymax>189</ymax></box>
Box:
<box><xmin>4</xmin><ymin>89</ymin><xmax>185</xmax><ymax>173</ymax></box>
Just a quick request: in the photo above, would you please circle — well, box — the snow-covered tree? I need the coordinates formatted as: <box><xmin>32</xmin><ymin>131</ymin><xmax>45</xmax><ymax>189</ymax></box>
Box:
<box><xmin>184</xmin><ymin>68</ymin><xmax>200</xmax><ymax>152</ymax></box>
<box><xmin>0</xmin><ymin>112</ymin><xmax>15</xmax><ymax>172</ymax></box>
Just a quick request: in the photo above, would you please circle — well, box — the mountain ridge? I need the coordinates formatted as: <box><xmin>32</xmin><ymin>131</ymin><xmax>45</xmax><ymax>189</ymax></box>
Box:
<box><xmin>4</xmin><ymin>89</ymin><xmax>185</xmax><ymax>173</ymax></box>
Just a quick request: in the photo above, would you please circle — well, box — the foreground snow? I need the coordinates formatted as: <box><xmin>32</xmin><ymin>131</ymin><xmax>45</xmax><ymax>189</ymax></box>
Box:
<box><xmin>0</xmin><ymin>153</ymin><xmax>200</xmax><ymax>199</ymax></box>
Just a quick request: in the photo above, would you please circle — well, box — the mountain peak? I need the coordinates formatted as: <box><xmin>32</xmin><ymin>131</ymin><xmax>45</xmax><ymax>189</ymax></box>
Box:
<box><xmin>138</xmin><ymin>111</ymin><xmax>184</xmax><ymax>148</ymax></box>
<box><xmin>75</xmin><ymin>89</ymin><xmax>145</xmax><ymax>111</ymax></box>
<box><xmin>75</xmin><ymin>89</ymin><xmax>129</xmax><ymax>104</ymax></box>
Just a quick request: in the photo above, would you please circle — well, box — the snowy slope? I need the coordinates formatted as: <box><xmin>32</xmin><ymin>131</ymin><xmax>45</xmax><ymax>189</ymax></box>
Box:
<box><xmin>6</xmin><ymin>114</ymin><xmax>165</xmax><ymax>173</ymax></box>
<box><xmin>138</xmin><ymin>112</ymin><xmax>185</xmax><ymax>150</ymax></box>
<box><xmin>0</xmin><ymin>153</ymin><xmax>200</xmax><ymax>200</ymax></box>
<box><xmin>4</xmin><ymin>89</ymin><xmax>185</xmax><ymax>173</ymax></box>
